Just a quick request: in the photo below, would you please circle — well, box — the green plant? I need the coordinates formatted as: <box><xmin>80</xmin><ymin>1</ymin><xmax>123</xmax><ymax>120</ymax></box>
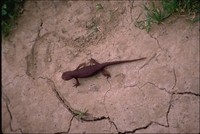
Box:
<box><xmin>187</xmin><ymin>15</ymin><xmax>200</xmax><ymax>25</ymax></box>
<box><xmin>88</xmin><ymin>27</ymin><xmax>99</xmax><ymax>37</ymax></box>
<box><xmin>1</xmin><ymin>0</ymin><xmax>25</xmax><ymax>37</ymax></box>
<box><xmin>86</xmin><ymin>17</ymin><xmax>100</xmax><ymax>37</ymax></box>
<box><xmin>135</xmin><ymin>0</ymin><xmax>200</xmax><ymax>32</ymax></box>
<box><xmin>108</xmin><ymin>7</ymin><xmax>118</xmax><ymax>22</ymax></box>
<box><xmin>96</xmin><ymin>4</ymin><xmax>104</xmax><ymax>12</ymax></box>
<box><xmin>134</xmin><ymin>9</ymin><xmax>153</xmax><ymax>33</ymax></box>
<box><xmin>143</xmin><ymin>2</ymin><xmax>170</xmax><ymax>24</ymax></box>
<box><xmin>162</xmin><ymin>0</ymin><xmax>200</xmax><ymax>15</ymax></box>
<box><xmin>76</xmin><ymin>108</ymin><xmax>88</xmax><ymax>120</ymax></box>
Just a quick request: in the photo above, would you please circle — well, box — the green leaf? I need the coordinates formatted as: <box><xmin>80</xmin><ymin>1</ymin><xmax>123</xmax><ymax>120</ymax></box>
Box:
<box><xmin>2</xmin><ymin>4</ymin><xmax>7</xmax><ymax>9</ymax></box>
<box><xmin>2</xmin><ymin>9</ymin><xmax>7</xmax><ymax>15</ymax></box>
<box><xmin>8</xmin><ymin>14</ymin><xmax>14</xmax><ymax>19</ymax></box>
<box><xmin>96</xmin><ymin>4</ymin><xmax>104</xmax><ymax>12</ymax></box>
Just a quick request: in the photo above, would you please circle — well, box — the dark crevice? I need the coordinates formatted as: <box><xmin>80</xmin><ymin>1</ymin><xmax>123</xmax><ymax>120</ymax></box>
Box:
<box><xmin>149</xmin><ymin>34</ymin><xmax>174</xmax><ymax>66</ymax></box>
<box><xmin>149</xmin><ymin>34</ymin><xmax>163</xmax><ymax>50</ymax></box>
<box><xmin>25</xmin><ymin>32</ymin><xmax>51</xmax><ymax>80</ymax></box>
<box><xmin>13</xmin><ymin>74</ymin><xmax>25</xmax><ymax>79</ymax></box>
<box><xmin>25</xmin><ymin>42</ymin><xmax>37</xmax><ymax>80</ymax></box>
<box><xmin>3</xmin><ymin>74</ymin><xmax>25</xmax><ymax>87</ymax></box>
<box><xmin>46</xmin><ymin>78</ymin><xmax>78</xmax><ymax>115</ymax></box>
<box><xmin>25</xmin><ymin>19</ymin><xmax>44</xmax><ymax>80</ymax></box>
<box><xmin>55</xmin><ymin>115</ymin><xmax>75</xmax><ymax>134</ymax></box>
<box><xmin>103</xmin><ymin>78</ymin><xmax>111</xmax><ymax>116</ymax></box>
<box><xmin>140</xmin><ymin>81</ymin><xmax>171</xmax><ymax>94</ymax></box>
<box><xmin>118</xmin><ymin>120</ymin><xmax>171</xmax><ymax>134</ymax></box>
<box><xmin>133</xmin><ymin>81</ymin><xmax>172</xmax><ymax>130</ymax></box>
<box><xmin>34</xmin><ymin>1</ymin><xmax>40</xmax><ymax>10</ymax></box>
<box><xmin>2</xmin><ymin>82</ymin><xmax>14</xmax><ymax>88</ymax></box>
<box><xmin>165</xmin><ymin>94</ymin><xmax>173</xmax><ymax>128</ymax></box>
<box><xmin>140</xmin><ymin>67</ymin><xmax>177</xmax><ymax>94</ymax></box>
<box><xmin>108</xmin><ymin>117</ymin><xmax>119</xmax><ymax>132</ymax></box>
<box><xmin>129</xmin><ymin>0</ymin><xmax>135</xmax><ymax>24</ymax></box>
<box><xmin>49</xmin><ymin>75</ymin><xmax>118</xmax><ymax>133</ymax></box>
<box><xmin>172</xmin><ymin>68</ymin><xmax>177</xmax><ymax>90</ymax></box>
<box><xmin>176</xmin><ymin>92</ymin><xmax>200</xmax><ymax>96</ymax></box>
<box><xmin>2</xmin><ymin>91</ymin><xmax>10</xmax><ymax>104</ymax></box>
<box><xmin>38</xmin><ymin>19</ymin><xmax>43</xmax><ymax>38</ymax></box>
<box><xmin>148</xmin><ymin>82</ymin><xmax>166</xmax><ymax>90</ymax></box>
<box><xmin>40</xmin><ymin>19</ymin><xmax>43</xmax><ymax>27</ymax></box>
<box><xmin>2</xmin><ymin>91</ymin><xmax>23</xmax><ymax>133</ymax></box>
<box><xmin>103</xmin><ymin>77</ymin><xmax>119</xmax><ymax>132</ymax></box>
<box><xmin>119</xmin><ymin>122</ymin><xmax>153</xmax><ymax>134</ymax></box>
<box><xmin>140</xmin><ymin>53</ymin><xmax>157</xmax><ymax>69</ymax></box>
<box><xmin>81</xmin><ymin>116</ymin><xmax>109</xmax><ymax>122</ymax></box>
<box><xmin>46</xmin><ymin>77</ymin><xmax>111</xmax><ymax>122</ymax></box>
<box><xmin>152</xmin><ymin>121</ymin><xmax>169</xmax><ymax>127</ymax></box>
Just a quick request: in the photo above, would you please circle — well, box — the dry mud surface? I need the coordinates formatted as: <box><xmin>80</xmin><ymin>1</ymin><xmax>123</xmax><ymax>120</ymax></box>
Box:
<box><xmin>2</xmin><ymin>1</ymin><xmax>199</xmax><ymax>133</ymax></box>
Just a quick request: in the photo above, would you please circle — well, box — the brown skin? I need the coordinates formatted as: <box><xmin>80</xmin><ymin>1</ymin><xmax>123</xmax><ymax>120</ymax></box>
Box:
<box><xmin>62</xmin><ymin>57</ymin><xmax>146</xmax><ymax>87</ymax></box>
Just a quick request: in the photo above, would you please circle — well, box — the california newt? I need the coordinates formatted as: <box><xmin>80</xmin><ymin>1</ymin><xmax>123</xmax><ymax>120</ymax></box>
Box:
<box><xmin>62</xmin><ymin>57</ymin><xmax>146</xmax><ymax>87</ymax></box>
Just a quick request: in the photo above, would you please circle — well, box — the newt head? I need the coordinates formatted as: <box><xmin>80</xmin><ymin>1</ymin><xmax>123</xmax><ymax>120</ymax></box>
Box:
<box><xmin>62</xmin><ymin>71</ymin><xmax>73</xmax><ymax>80</ymax></box>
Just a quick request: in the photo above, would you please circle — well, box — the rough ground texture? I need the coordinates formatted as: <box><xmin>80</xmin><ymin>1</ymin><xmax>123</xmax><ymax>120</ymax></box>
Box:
<box><xmin>2</xmin><ymin>1</ymin><xmax>199</xmax><ymax>133</ymax></box>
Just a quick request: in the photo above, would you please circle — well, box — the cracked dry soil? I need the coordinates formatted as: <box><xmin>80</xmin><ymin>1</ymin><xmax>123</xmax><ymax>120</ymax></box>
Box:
<box><xmin>2</xmin><ymin>1</ymin><xmax>199</xmax><ymax>133</ymax></box>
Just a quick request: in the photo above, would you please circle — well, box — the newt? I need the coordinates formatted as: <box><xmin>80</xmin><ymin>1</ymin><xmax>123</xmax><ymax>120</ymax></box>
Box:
<box><xmin>62</xmin><ymin>57</ymin><xmax>146</xmax><ymax>87</ymax></box>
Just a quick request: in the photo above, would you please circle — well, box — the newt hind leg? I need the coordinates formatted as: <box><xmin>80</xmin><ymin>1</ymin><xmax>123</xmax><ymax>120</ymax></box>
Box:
<box><xmin>74</xmin><ymin>58</ymin><xmax>110</xmax><ymax>85</ymax></box>
<box><xmin>89</xmin><ymin>58</ymin><xmax>111</xmax><ymax>78</ymax></box>
<box><xmin>101</xmin><ymin>69</ymin><xmax>111</xmax><ymax>79</ymax></box>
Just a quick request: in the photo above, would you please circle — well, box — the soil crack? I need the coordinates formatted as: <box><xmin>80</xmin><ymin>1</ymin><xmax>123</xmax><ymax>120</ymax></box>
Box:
<box><xmin>140</xmin><ymin>53</ymin><xmax>157</xmax><ymax>69</ymax></box>
<box><xmin>38</xmin><ymin>19</ymin><xmax>43</xmax><ymax>38</ymax></box>
<box><xmin>119</xmin><ymin>122</ymin><xmax>153</xmax><ymax>134</ymax></box>
<box><xmin>140</xmin><ymin>81</ymin><xmax>170</xmax><ymax>94</ymax></box>
<box><xmin>55</xmin><ymin>115</ymin><xmax>75</xmax><ymax>134</ymax></box>
<box><xmin>103</xmin><ymin>78</ymin><xmax>119</xmax><ymax>132</ymax></box>
<box><xmin>149</xmin><ymin>34</ymin><xmax>162</xmax><ymax>50</ymax></box>
<box><xmin>45</xmin><ymin>77</ymin><xmax>110</xmax><ymax>122</ymax></box>
<box><xmin>129</xmin><ymin>0</ymin><xmax>135</xmax><ymax>24</ymax></box>
<box><xmin>2</xmin><ymin>91</ymin><xmax>23</xmax><ymax>133</ymax></box>
<box><xmin>172</xmin><ymin>68</ymin><xmax>177</xmax><ymax>90</ymax></box>
<box><xmin>3</xmin><ymin>74</ymin><xmax>25</xmax><ymax>87</ymax></box>
<box><xmin>176</xmin><ymin>92</ymin><xmax>200</xmax><ymax>96</ymax></box>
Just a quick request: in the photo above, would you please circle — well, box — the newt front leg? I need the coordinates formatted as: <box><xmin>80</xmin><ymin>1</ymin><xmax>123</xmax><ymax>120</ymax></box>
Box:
<box><xmin>73</xmin><ymin>78</ymin><xmax>80</xmax><ymax>87</ymax></box>
<box><xmin>75</xmin><ymin>63</ymin><xmax>86</xmax><ymax>70</ymax></box>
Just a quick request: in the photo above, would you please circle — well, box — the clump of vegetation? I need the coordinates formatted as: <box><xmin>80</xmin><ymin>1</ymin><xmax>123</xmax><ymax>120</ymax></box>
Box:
<box><xmin>135</xmin><ymin>0</ymin><xmax>200</xmax><ymax>32</ymax></box>
<box><xmin>108</xmin><ymin>7</ymin><xmax>118</xmax><ymax>22</ymax></box>
<box><xmin>95</xmin><ymin>3</ymin><xmax>118</xmax><ymax>22</ymax></box>
<box><xmin>96</xmin><ymin>3</ymin><xmax>104</xmax><ymax>12</ymax></box>
<box><xmin>76</xmin><ymin>108</ymin><xmax>88</xmax><ymax>120</ymax></box>
<box><xmin>2</xmin><ymin>0</ymin><xmax>25</xmax><ymax>37</ymax></box>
